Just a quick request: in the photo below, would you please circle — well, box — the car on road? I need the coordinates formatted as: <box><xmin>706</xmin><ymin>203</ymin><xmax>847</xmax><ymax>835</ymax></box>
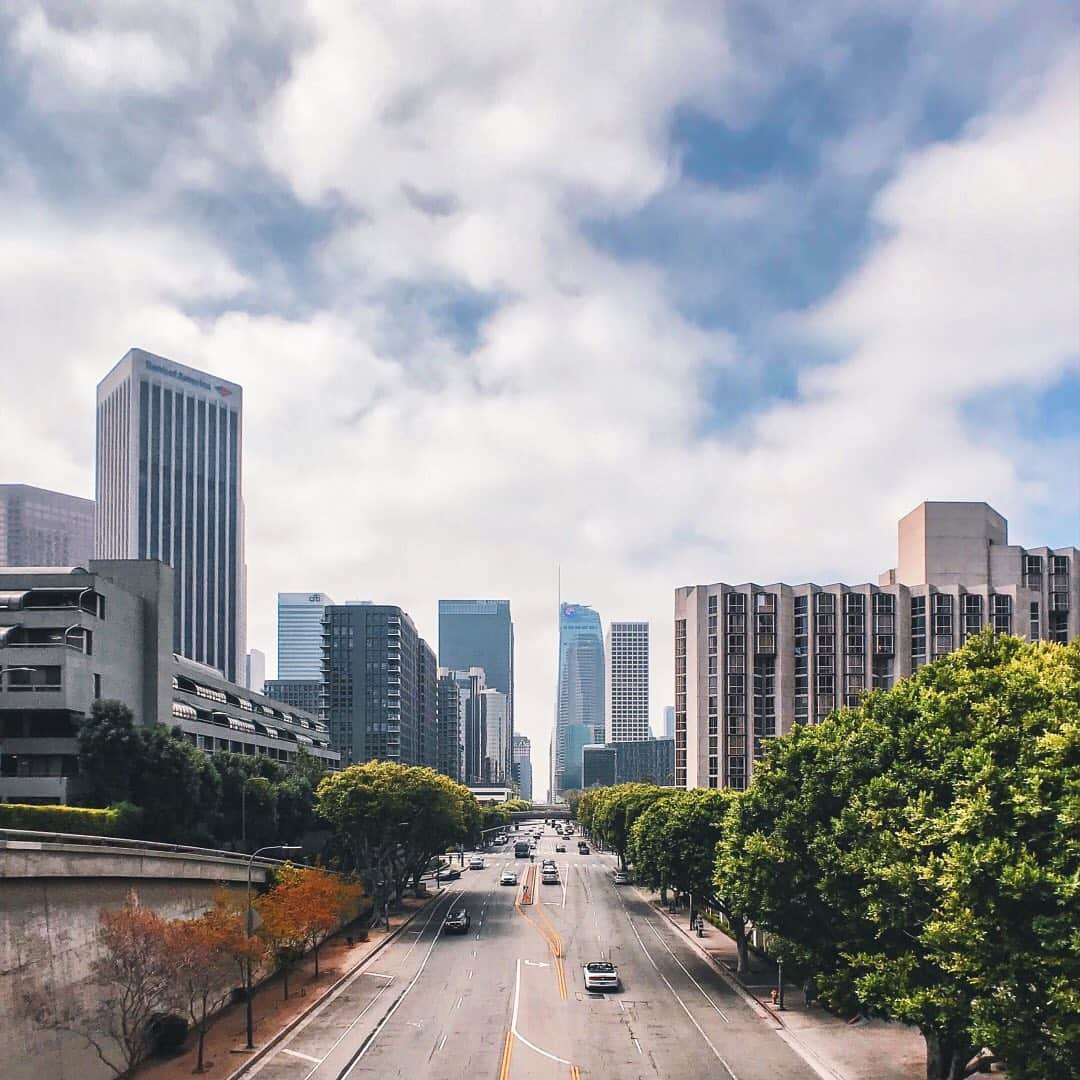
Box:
<box><xmin>578</xmin><ymin>842</ymin><xmax>590</xmax><ymax>854</ymax></box>
<box><xmin>613</xmin><ymin>871</ymin><xmax>631</xmax><ymax>885</ymax></box>
<box><xmin>582</xmin><ymin>961</ymin><xmax>620</xmax><ymax>992</ymax></box>
<box><xmin>555</xmin><ymin>843</ymin><xmax>566</xmax><ymax>852</ymax></box>
<box><xmin>541</xmin><ymin>867</ymin><xmax>560</xmax><ymax>884</ymax></box>
<box><xmin>541</xmin><ymin>857</ymin><xmax>556</xmax><ymax>867</ymax></box>
<box><xmin>439</xmin><ymin>866</ymin><xmax>462</xmax><ymax>881</ymax></box>
<box><xmin>499</xmin><ymin>870</ymin><xmax>518</xmax><ymax>885</ymax></box>
<box><xmin>514</xmin><ymin>840</ymin><xmax>531</xmax><ymax>858</ymax></box>
<box><xmin>468</xmin><ymin>856</ymin><xmax>485</xmax><ymax>870</ymax></box>
<box><xmin>444</xmin><ymin>908</ymin><xmax>471</xmax><ymax>934</ymax></box>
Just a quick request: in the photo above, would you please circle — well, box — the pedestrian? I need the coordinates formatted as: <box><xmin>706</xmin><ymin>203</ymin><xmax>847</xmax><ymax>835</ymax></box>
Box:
<box><xmin>803</xmin><ymin>976</ymin><xmax>817</xmax><ymax>1007</ymax></box>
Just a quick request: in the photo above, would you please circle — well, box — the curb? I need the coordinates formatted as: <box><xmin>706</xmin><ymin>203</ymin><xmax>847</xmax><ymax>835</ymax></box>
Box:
<box><xmin>224</xmin><ymin>891</ymin><xmax>446</xmax><ymax>1080</ymax></box>
<box><xmin>648</xmin><ymin>898</ymin><xmax>782</xmax><ymax>1030</ymax></box>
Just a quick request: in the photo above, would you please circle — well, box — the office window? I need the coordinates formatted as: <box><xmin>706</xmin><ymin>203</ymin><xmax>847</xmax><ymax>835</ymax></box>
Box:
<box><xmin>1024</xmin><ymin>554</ymin><xmax>1042</xmax><ymax>586</ymax></box>
<box><xmin>911</xmin><ymin>596</ymin><xmax>927</xmax><ymax>668</ymax></box>
<box><xmin>962</xmin><ymin>594</ymin><xmax>983</xmax><ymax>642</ymax></box>
<box><xmin>1029</xmin><ymin>602</ymin><xmax>1039</xmax><ymax>641</ymax></box>
<box><xmin>992</xmin><ymin>595</ymin><xmax>1012</xmax><ymax>635</ymax></box>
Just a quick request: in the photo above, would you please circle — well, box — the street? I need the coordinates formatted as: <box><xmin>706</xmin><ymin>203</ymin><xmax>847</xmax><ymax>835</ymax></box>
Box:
<box><xmin>242</xmin><ymin>832</ymin><xmax>820</xmax><ymax>1080</ymax></box>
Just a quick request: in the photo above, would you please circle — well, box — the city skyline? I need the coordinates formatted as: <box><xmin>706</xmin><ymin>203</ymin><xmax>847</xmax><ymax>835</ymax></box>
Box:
<box><xmin>3</xmin><ymin>5</ymin><xmax>1076</xmax><ymax>801</ymax></box>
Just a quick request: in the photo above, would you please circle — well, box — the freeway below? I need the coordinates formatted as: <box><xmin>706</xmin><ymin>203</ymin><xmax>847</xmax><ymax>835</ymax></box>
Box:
<box><xmin>241</xmin><ymin>831</ymin><xmax>820</xmax><ymax>1080</ymax></box>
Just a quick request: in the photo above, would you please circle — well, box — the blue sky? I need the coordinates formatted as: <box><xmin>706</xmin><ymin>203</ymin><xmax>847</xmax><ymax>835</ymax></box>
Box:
<box><xmin>1</xmin><ymin>2</ymin><xmax>1077</xmax><ymax>790</ymax></box>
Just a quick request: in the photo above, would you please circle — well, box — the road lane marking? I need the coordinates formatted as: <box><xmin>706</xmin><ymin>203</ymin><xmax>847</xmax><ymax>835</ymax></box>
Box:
<box><xmin>340</xmin><ymin>899</ymin><xmax>454</xmax><ymax>1077</ymax></box>
<box><xmin>438</xmin><ymin>1034</ymin><xmax>447</xmax><ymax>1052</ymax></box>
<box><xmin>511</xmin><ymin>958</ymin><xmax>573</xmax><ymax>1066</ymax></box>
<box><xmin>456</xmin><ymin>996</ymin><xmax>463</xmax><ymax>1009</ymax></box>
<box><xmin>498</xmin><ymin>1030</ymin><xmax>514</xmax><ymax>1080</ymax></box>
<box><xmin>643</xmin><ymin>919</ymin><xmax>730</xmax><ymax>1022</ymax></box>
<box><xmin>632</xmin><ymin>1037</ymin><xmax>642</xmax><ymax>1055</ymax></box>
<box><xmin>363</xmin><ymin>972</ymin><xmax>395</xmax><ymax>980</ymax></box>
<box><xmin>623</xmin><ymin>912</ymin><xmax>739</xmax><ymax>1080</ymax></box>
<box><xmin>282</xmin><ymin>1048</ymin><xmax>321</xmax><ymax>1063</ymax></box>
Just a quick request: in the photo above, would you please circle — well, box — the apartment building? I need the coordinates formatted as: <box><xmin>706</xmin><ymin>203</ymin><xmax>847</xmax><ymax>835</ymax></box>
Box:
<box><xmin>675</xmin><ymin>502</ymin><xmax>1078</xmax><ymax>791</ymax></box>
<box><xmin>607</xmin><ymin>621</ymin><xmax>649</xmax><ymax>742</ymax></box>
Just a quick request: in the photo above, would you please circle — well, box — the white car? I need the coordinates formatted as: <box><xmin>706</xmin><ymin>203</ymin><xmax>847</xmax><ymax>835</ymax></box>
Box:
<box><xmin>499</xmin><ymin>870</ymin><xmax>518</xmax><ymax>886</ymax></box>
<box><xmin>613</xmin><ymin>871</ymin><xmax>631</xmax><ymax>885</ymax></box>
<box><xmin>468</xmin><ymin>856</ymin><xmax>485</xmax><ymax>870</ymax></box>
<box><xmin>583</xmin><ymin>961</ymin><xmax>620</xmax><ymax>992</ymax></box>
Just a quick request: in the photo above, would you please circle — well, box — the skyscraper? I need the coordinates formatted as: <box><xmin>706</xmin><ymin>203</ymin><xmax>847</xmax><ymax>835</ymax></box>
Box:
<box><xmin>481</xmin><ymin>688</ymin><xmax>509</xmax><ymax>784</ymax></box>
<box><xmin>662</xmin><ymin>705</ymin><xmax>675</xmax><ymax>739</ymax></box>
<box><xmin>0</xmin><ymin>485</ymin><xmax>95</xmax><ymax>569</ymax></box>
<box><xmin>437</xmin><ymin>668</ymin><xmax>466</xmax><ymax>782</ymax></box>
<box><xmin>512</xmin><ymin>734</ymin><xmax>533</xmax><ymax>800</ymax></box>
<box><xmin>441</xmin><ymin>667</ymin><xmax>488</xmax><ymax>784</ymax></box>
<box><xmin>417</xmin><ymin>639</ymin><xmax>439</xmax><ymax>769</ymax></box>
<box><xmin>244</xmin><ymin>648</ymin><xmax>266</xmax><ymax>694</ymax></box>
<box><xmin>553</xmin><ymin>602</ymin><xmax>604</xmax><ymax>797</ymax></box>
<box><xmin>277</xmin><ymin>592</ymin><xmax>334</xmax><ymax>679</ymax></box>
<box><xmin>607</xmin><ymin>621</ymin><xmax>649</xmax><ymax>742</ymax></box>
<box><xmin>438</xmin><ymin>600</ymin><xmax>514</xmax><ymax>776</ymax></box>
<box><xmin>322</xmin><ymin>602</ymin><xmax>428</xmax><ymax>767</ymax></box>
<box><xmin>95</xmin><ymin>348</ymin><xmax>244</xmax><ymax>680</ymax></box>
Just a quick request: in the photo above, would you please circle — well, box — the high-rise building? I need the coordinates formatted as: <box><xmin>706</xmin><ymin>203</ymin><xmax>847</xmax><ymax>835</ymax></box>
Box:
<box><xmin>607</xmin><ymin>621</ymin><xmax>649</xmax><ymax>742</ymax></box>
<box><xmin>582</xmin><ymin>744</ymin><xmax>616</xmax><ymax>788</ymax></box>
<box><xmin>441</xmin><ymin>667</ymin><xmax>488</xmax><ymax>784</ymax></box>
<box><xmin>676</xmin><ymin>502</ymin><xmax>1079</xmax><ymax>791</ymax></box>
<box><xmin>264</xmin><ymin>678</ymin><xmax>321</xmax><ymax>716</ymax></box>
<box><xmin>244</xmin><ymin>648</ymin><xmax>265</xmax><ymax>694</ymax></box>
<box><xmin>277</xmin><ymin>592</ymin><xmax>334</xmax><ymax>680</ymax></box>
<box><xmin>0</xmin><ymin>485</ymin><xmax>95</xmax><ymax>569</ymax></box>
<box><xmin>322</xmin><ymin>603</ymin><xmax>424</xmax><ymax>767</ymax></box>
<box><xmin>511</xmin><ymin>734</ymin><xmax>532</xmax><ymax>800</ymax></box>
<box><xmin>662</xmin><ymin>705</ymin><xmax>675</xmax><ymax>739</ymax></box>
<box><xmin>480</xmin><ymin>688</ymin><xmax>509</xmax><ymax>784</ymax></box>
<box><xmin>95</xmin><ymin>348</ymin><xmax>245</xmax><ymax>681</ymax></box>
<box><xmin>553</xmin><ymin>602</ymin><xmax>604</xmax><ymax>797</ymax></box>
<box><xmin>437</xmin><ymin>668</ymin><xmax>466</xmax><ymax>782</ymax></box>
<box><xmin>438</xmin><ymin>600</ymin><xmax>514</xmax><ymax>776</ymax></box>
<box><xmin>417</xmin><ymin>639</ymin><xmax>438</xmax><ymax>769</ymax></box>
<box><xmin>583</xmin><ymin>739</ymin><xmax>676</xmax><ymax>788</ymax></box>
<box><xmin>561</xmin><ymin>721</ymin><xmax>595</xmax><ymax>792</ymax></box>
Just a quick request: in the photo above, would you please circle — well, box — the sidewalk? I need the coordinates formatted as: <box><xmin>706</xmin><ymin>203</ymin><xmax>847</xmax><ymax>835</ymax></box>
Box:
<box><xmin>649</xmin><ymin>898</ymin><xmax>926</xmax><ymax>1080</ymax></box>
<box><xmin>135</xmin><ymin>891</ymin><xmax>440</xmax><ymax>1080</ymax></box>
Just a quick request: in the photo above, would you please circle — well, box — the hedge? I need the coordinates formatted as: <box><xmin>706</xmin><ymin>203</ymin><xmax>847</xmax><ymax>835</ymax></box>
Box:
<box><xmin>0</xmin><ymin>802</ymin><xmax>142</xmax><ymax>836</ymax></box>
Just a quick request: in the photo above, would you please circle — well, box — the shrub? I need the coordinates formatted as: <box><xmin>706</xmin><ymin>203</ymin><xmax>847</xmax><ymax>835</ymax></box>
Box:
<box><xmin>146</xmin><ymin>1012</ymin><xmax>189</xmax><ymax>1057</ymax></box>
<box><xmin>0</xmin><ymin>803</ymin><xmax>126</xmax><ymax>836</ymax></box>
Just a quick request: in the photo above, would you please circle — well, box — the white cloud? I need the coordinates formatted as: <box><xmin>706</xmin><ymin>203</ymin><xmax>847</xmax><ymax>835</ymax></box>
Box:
<box><xmin>0</xmin><ymin>4</ymin><xmax>1076</xmax><ymax>793</ymax></box>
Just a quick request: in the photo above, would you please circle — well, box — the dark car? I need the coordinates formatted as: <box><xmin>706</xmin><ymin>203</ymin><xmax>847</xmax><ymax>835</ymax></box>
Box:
<box><xmin>555</xmin><ymin>843</ymin><xmax>566</xmax><ymax>852</ymax></box>
<box><xmin>440</xmin><ymin>866</ymin><xmax>462</xmax><ymax>881</ymax></box>
<box><xmin>578</xmin><ymin>844</ymin><xmax>590</xmax><ymax>854</ymax></box>
<box><xmin>444</xmin><ymin>908</ymin><xmax>471</xmax><ymax>934</ymax></box>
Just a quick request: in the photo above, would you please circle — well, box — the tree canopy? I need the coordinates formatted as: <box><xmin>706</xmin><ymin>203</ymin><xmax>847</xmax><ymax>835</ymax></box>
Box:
<box><xmin>716</xmin><ymin>631</ymin><xmax>1080</xmax><ymax>1080</ymax></box>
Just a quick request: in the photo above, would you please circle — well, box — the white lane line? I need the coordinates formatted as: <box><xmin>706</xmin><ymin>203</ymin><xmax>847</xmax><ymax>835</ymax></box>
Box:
<box><xmin>438</xmin><ymin>1034</ymin><xmax>447</xmax><ymax>1053</ymax></box>
<box><xmin>341</xmin><ymin>902</ymin><xmax>454</xmax><ymax>1077</ymax></box>
<box><xmin>643</xmin><ymin>919</ymin><xmax>730</xmax><ymax>1022</ymax></box>
<box><xmin>561</xmin><ymin>864</ymin><xmax>568</xmax><ymax>908</ymax></box>
<box><xmin>363</xmin><ymin>973</ymin><xmax>395</xmax><ymax>981</ymax></box>
<box><xmin>623</xmin><ymin>912</ymin><xmax>739</xmax><ymax>1080</ymax></box>
<box><xmin>456</xmin><ymin>996</ymin><xmax>463</xmax><ymax>1009</ymax></box>
<box><xmin>273</xmin><ymin>892</ymin><xmax>454</xmax><ymax>1080</ymax></box>
<box><xmin>466</xmin><ymin>969</ymin><xmax>473</xmax><ymax>980</ymax></box>
<box><xmin>632</xmin><ymin>1038</ymin><xmax>643</xmax><ymax>1055</ymax></box>
<box><xmin>511</xmin><ymin>957</ymin><xmax>572</xmax><ymax>1066</ymax></box>
<box><xmin>282</xmin><ymin>1048</ymin><xmax>321</xmax><ymax>1063</ymax></box>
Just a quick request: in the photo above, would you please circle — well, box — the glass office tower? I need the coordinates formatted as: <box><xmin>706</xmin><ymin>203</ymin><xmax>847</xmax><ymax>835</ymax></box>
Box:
<box><xmin>96</xmin><ymin>348</ymin><xmax>244</xmax><ymax>680</ymax></box>
<box><xmin>553</xmin><ymin>602</ymin><xmax>604</xmax><ymax>797</ymax></box>
<box><xmin>278</xmin><ymin>592</ymin><xmax>334</xmax><ymax>679</ymax></box>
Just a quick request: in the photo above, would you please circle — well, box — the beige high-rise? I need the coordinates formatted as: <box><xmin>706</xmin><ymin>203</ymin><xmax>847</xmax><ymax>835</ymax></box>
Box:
<box><xmin>674</xmin><ymin>502</ymin><xmax>1078</xmax><ymax>790</ymax></box>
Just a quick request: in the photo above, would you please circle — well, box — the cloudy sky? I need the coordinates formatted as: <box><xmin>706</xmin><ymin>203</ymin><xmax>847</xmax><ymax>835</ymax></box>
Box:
<box><xmin>3</xmin><ymin>1</ymin><xmax>1078</xmax><ymax>795</ymax></box>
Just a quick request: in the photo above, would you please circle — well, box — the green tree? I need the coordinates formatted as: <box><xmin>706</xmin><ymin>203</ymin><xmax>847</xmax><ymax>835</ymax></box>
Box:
<box><xmin>590</xmin><ymin>783</ymin><xmax>667</xmax><ymax>868</ymax></box>
<box><xmin>77</xmin><ymin>700</ymin><xmax>144</xmax><ymax>808</ymax></box>
<box><xmin>315</xmin><ymin>762</ymin><xmax>473</xmax><ymax>913</ymax></box>
<box><xmin>717</xmin><ymin>632</ymin><xmax>1080</xmax><ymax>1080</ymax></box>
<box><xmin>629</xmin><ymin>789</ymin><xmax>752</xmax><ymax>973</ymax></box>
<box><xmin>562</xmin><ymin>789</ymin><xmax>584</xmax><ymax>819</ymax></box>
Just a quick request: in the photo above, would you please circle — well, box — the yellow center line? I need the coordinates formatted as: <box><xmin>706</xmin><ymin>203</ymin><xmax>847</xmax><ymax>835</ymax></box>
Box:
<box><xmin>498</xmin><ymin>1030</ymin><xmax>514</xmax><ymax>1080</ymax></box>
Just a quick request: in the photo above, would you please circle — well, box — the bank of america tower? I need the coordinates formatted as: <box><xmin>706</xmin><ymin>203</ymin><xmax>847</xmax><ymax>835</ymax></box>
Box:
<box><xmin>95</xmin><ymin>348</ymin><xmax>245</xmax><ymax>680</ymax></box>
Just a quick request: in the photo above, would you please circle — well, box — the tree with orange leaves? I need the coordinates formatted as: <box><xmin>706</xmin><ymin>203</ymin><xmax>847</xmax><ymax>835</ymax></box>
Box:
<box><xmin>168</xmin><ymin>891</ymin><xmax>262</xmax><ymax>1072</ymax></box>
<box><xmin>274</xmin><ymin>864</ymin><xmax>366</xmax><ymax>977</ymax></box>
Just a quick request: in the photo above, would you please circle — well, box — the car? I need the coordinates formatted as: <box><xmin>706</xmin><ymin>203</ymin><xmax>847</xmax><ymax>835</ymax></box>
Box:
<box><xmin>583</xmin><ymin>961</ymin><xmax>620</xmax><ymax>992</ymax></box>
<box><xmin>444</xmin><ymin>908</ymin><xmax>471</xmax><ymax>934</ymax></box>
<box><xmin>555</xmin><ymin>843</ymin><xmax>566</xmax><ymax>852</ymax></box>
<box><xmin>542</xmin><ymin>868</ymin><xmax>560</xmax><ymax>884</ymax></box>
<box><xmin>613</xmin><ymin>871</ymin><xmax>631</xmax><ymax>885</ymax></box>
<box><xmin>468</xmin><ymin>856</ymin><xmax>485</xmax><ymax>870</ymax></box>
<box><xmin>541</xmin><ymin>858</ymin><xmax>556</xmax><ymax>868</ymax></box>
<box><xmin>579</xmin><ymin>845</ymin><xmax>590</xmax><ymax>854</ymax></box>
<box><xmin>440</xmin><ymin>866</ymin><xmax>462</xmax><ymax>881</ymax></box>
<box><xmin>499</xmin><ymin>870</ymin><xmax>518</xmax><ymax>886</ymax></box>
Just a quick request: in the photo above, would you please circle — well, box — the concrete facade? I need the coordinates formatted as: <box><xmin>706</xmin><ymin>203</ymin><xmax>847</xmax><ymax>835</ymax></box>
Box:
<box><xmin>0</xmin><ymin>485</ymin><xmax>95</xmax><ymax>570</ymax></box>
<box><xmin>0</xmin><ymin>562</ymin><xmax>336</xmax><ymax>804</ymax></box>
<box><xmin>607</xmin><ymin>620</ymin><xmax>650</xmax><ymax>742</ymax></box>
<box><xmin>675</xmin><ymin>502</ymin><xmax>1079</xmax><ymax>791</ymax></box>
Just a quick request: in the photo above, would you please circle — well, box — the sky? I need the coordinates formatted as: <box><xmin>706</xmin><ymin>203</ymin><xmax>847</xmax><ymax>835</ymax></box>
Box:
<box><xmin>2</xmin><ymin>2</ymin><xmax>1078</xmax><ymax>797</ymax></box>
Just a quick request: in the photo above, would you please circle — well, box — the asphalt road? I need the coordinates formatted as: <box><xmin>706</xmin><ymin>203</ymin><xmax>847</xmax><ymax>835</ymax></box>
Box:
<box><xmin>242</xmin><ymin>832</ymin><xmax>821</xmax><ymax>1080</ymax></box>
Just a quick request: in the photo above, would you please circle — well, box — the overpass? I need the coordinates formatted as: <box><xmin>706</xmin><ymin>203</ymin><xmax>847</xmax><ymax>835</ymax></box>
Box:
<box><xmin>510</xmin><ymin>804</ymin><xmax>572</xmax><ymax>822</ymax></box>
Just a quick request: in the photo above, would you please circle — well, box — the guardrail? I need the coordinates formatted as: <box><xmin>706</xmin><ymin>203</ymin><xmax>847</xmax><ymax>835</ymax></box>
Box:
<box><xmin>0</xmin><ymin>827</ymin><xmax>295</xmax><ymax>868</ymax></box>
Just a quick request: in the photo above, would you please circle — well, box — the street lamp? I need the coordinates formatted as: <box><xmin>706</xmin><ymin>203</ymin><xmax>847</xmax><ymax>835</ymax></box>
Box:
<box><xmin>245</xmin><ymin>844</ymin><xmax>302</xmax><ymax>1050</ymax></box>
<box><xmin>776</xmin><ymin>955</ymin><xmax>786</xmax><ymax>1011</ymax></box>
